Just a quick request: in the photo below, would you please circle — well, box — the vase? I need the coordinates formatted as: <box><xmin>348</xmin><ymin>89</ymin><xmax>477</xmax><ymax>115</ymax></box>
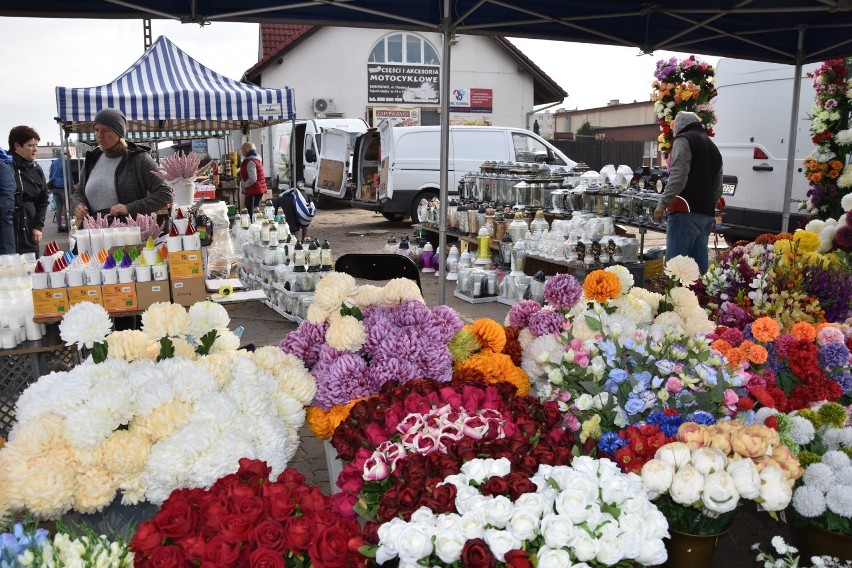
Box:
<box><xmin>796</xmin><ymin>524</ymin><xmax>852</xmax><ymax>562</ymax></box>
<box><xmin>662</xmin><ymin>529</ymin><xmax>726</xmax><ymax>568</ymax></box>
<box><xmin>323</xmin><ymin>439</ymin><xmax>343</xmax><ymax>495</ymax></box>
<box><xmin>172</xmin><ymin>178</ymin><xmax>196</xmax><ymax>206</ymax></box>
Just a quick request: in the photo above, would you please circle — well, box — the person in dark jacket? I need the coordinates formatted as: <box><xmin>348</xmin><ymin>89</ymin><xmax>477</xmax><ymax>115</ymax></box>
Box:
<box><xmin>0</xmin><ymin>148</ymin><xmax>15</xmax><ymax>254</ymax></box>
<box><xmin>72</xmin><ymin>108</ymin><xmax>172</xmax><ymax>225</ymax></box>
<box><xmin>653</xmin><ymin>111</ymin><xmax>723</xmax><ymax>274</ymax></box>
<box><xmin>239</xmin><ymin>142</ymin><xmax>267</xmax><ymax>216</ymax></box>
<box><xmin>8</xmin><ymin>126</ymin><xmax>50</xmax><ymax>256</ymax></box>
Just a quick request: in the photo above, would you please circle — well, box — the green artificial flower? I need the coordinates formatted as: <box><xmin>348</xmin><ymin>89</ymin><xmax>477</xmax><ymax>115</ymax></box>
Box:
<box><xmin>448</xmin><ymin>328</ymin><xmax>480</xmax><ymax>363</ymax></box>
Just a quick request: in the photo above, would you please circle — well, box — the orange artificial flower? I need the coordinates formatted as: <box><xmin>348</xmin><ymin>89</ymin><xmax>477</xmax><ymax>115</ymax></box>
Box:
<box><xmin>306</xmin><ymin>399</ymin><xmax>362</xmax><ymax>440</ymax></box>
<box><xmin>466</xmin><ymin>318</ymin><xmax>507</xmax><ymax>354</ymax></box>
<box><xmin>711</xmin><ymin>338</ymin><xmax>733</xmax><ymax>355</ymax></box>
<box><xmin>751</xmin><ymin>317</ymin><xmax>781</xmax><ymax>343</ymax></box>
<box><xmin>582</xmin><ymin>270</ymin><xmax>622</xmax><ymax>303</ymax></box>
<box><xmin>746</xmin><ymin>344</ymin><xmax>768</xmax><ymax>365</ymax></box>
<box><xmin>776</xmin><ymin>232</ymin><xmax>794</xmax><ymax>241</ymax></box>
<box><xmin>455</xmin><ymin>351</ymin><xmax>530</xmax><ymax>396</ymax></box>
<box><xmin>755</xmin><ymin>233</ymin><xmax>779</xmax><ymax>245</ymax></box>
<box><xmin>830</xmin><ymin>160</ymin><xmax>844</xmax><ymax>170</ymax></box>
<box><xmin>725</xmin><ymin>347</ymin><xmax>745</xmax><ymax>368</ymax></box>
<box><xmin>790</xmin><ymin>321</ymin><xmax>817</xmax><ymax>343</ymax></box>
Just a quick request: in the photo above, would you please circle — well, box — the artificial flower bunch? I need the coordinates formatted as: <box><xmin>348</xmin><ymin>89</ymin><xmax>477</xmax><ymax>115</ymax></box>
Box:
<box><xmin>514</xmin><ymin>260</ymin><xmax>742</xmax><ymax>436</ymax></box>
<box><xmin>1</xmin><ymin>521</ymin><xmax>134</xmax><ymax>567</ymax></box>
<box><xmin>806</xmin><ymin>193</ymin><xmax>852</xmax><ymax>254</ymax></box>
<box><xmin>329</xmin><ymin>379</ymin><xmax>573</xmax><ymax>536</ymax></box>
<box><xmin>450</xmin><ymin>318</ymin><xmax>530</xmax><ymax>395</ymax></box>
<box><xmin>709</xmin><ymin>317</ymin><xmax>851</xmax><ymax>411</ymax></box>
<box><xmin>81</xmin><ymin>211</ymin><xmax>163</xmax><ymax>241</ymax></box>
<box><xmin>131</xmin><ymin>459</ymin><xmax>363</xmax><ymax>567</ymax></box>
<box><xmin>651</xmin><ymin>54</ymin><xmax>717</xmax><ymax>157</ymax></box>
<box><xmin>802</xmin><ymin>58</ymin><xmax>852</xmax><ymax>218</ymax></box>
<box><xmin>0</xmin><ymin>301</ymin><xmax>315</xmax><ymax>519</ymax></box>
<box><xmin>754</xmin><ymin>535</ymin><xmax>852</xmax><ymax>568</ymax></box>
<box><xmin>151</xmin><ymin>150</ymin><xmax>202</xmax><ymax>183</ymax></box>
<box><xmin>698</xmin><ymin>230</ymin><xmax>852</xmax><ymax>330</ymax></box>
<box><xmin>283</xmin><ymin>272</ymin><xmax>463</xmax><ymax>439</ymax></box>
<box><xmin>640</xmin><ymin>421</ymin><xmax>802</xmax><ymax>535</ymax></box>
<box><xmin>364</xmin><ymin>456</ymin><xmax>670</xmax><ymax>567</ymax></box>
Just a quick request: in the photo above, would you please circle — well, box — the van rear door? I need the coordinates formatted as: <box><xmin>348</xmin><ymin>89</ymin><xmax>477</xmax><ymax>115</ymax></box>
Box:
<box><xmin>315</xmin><ymin>128</ymin><xmax>349</xmax><ymax>199</ymax></box>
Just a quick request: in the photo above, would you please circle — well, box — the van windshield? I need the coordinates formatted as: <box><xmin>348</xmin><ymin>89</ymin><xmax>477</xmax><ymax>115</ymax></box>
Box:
<box><xmin>512</xmin><ymin>132</ymin><xmax>566</xmax><ymax>165</ymax></box>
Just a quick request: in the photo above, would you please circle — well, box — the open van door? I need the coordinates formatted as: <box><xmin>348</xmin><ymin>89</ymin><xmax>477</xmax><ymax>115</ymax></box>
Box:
<box><xmin>315</xmin><ymin>128</ymin><xmax>350</xmax><ymax>199</ymax></box>
<box><xmin>375</xmin><ymin>120</ymin><xmax>395</xmax><ymax>202</ymax></box>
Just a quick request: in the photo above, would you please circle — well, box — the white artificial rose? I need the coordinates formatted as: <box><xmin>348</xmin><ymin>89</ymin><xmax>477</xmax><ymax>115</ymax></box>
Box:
<box><xmin>484</xmin><ymin>495</ymin><xmax>515</xmax><ymax>528</ymax></box>
<box><xmin>644</xmin><ymin>508</ymin><xmax>671</xmax><ymax>539</ymax></box>
<box><xmin>570</xmin><ymin>456</ymin><xmax>600</xmax><ymax>478</ymax></box>
<box><xmin>454</xmin><ymin>485</ymin><xmax>481</xmax><ymax>514</ymax></box>
<box><xmin>575</xmin><ymin>394</ymin><xmax>594</xmax><ymax>411</ymax></box>
<box><xmin>483</xmin><ymin>529</ymin><xmax>520</xmax><ymax>563</ymax></box>
<box><xmin>554</xmin><ymin>488</ymin><xmax>591</xmax><ymax>524</ymax></box>
<box><xmin>670</xmin><ymin>466</ymin><xmax>705</xmax><ymax>505</ymax></box>
<box><xmin>395</xmin><ymin>524</ymin><xmax>434</xmax><ymax>564</ymax></box>
<box><xmin>601</xmin><ymin>474</ymin><xmax>631</xmax><ymax>505</ymax></box>
<box><xmin>655</xmin><ymin>442</ymin><xmax>693</xmax><ymax>469</ymax></box>
<box><xmin>376</xmin><ymin>518</ymin><xmax>407</xmax><ymax>562</ymax></box>
<box><xmin>433</xmin><ymin>529</ymin><xmax>466</xmax><ymax>564</ymax></box>
<box><xmin>540</xmin><ymin>513</ymin><xmax>576</xmax><ymax>548</ymax></box>
<box><xmin>458</xmin><ymin>511</ymin><xmax>487</xmax><ymax>540</ymax></box>
<box><xmin>537</xmin><ymin>546</ymin><xmax>573</xmax><ymax>568</ymax></box>
<box><xmin>514</xmin><ymin>492</ymin><xmax>549</xmax><ymax>518</ymax></box>
<box><xmin>409</xmin><ymin>507</ymin><xmax>435</xmax><ymax>524</ymax></box>
<box><xmin>759</xmin><ymin>467</ymin><xmax>793</xmax><ymax>511</ymax></box>
<box><xmin>641</xmin><ymin>459</ymin><xmax>676</xmax><ymax>495</ymax></box>
<box><xmin>570</xmin><ymin>530</ymin><xmax>600</xmax><ymax>562</ymax></box>
<box><xmin>726</xmin><ymin>458</ymin><xmax>762</xmax><ymax>499</ymax></box>
<box><xmin>636</xmin><ymin>538</ymin><xmax>669</xmax><ymax>566</ymax></box>
<box><xmin>618</xmin><ymin>512</ymin><xmax>650</xmax><ymax>540</ymax></box>
<box><xmin>619</xmin><ymin>532</ymin><xmax>645</xmax><ymax>560</ymax></box>
<box><xmin>461</xmin><ymin>459</ymin><xmax>492</xmax><ymax>483</ymax></box>
<box><xmin>507</xmin><ymin>507</ymin><xmax>540</xmax><ymax>541</ymax></box>
<box><xmin>596</xmin><ymin>533</ymin><xmax>626</xmax><ymax>565</ymax></box>
<box><xmin>691</xmin><ymin>447</ymin><xmax>728</xmax><ymax>476</ymax></box>
<box><xmin>701</xmin><ymin>471</ymin><xmax>740</xmax><ymax>513</ymax></box>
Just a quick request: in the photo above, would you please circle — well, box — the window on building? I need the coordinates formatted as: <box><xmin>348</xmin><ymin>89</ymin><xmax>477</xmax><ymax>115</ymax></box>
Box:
<box><xmin>368</xmin><ymin>33</ymin><xmax>440</xmax><ymax>66</ymax></box>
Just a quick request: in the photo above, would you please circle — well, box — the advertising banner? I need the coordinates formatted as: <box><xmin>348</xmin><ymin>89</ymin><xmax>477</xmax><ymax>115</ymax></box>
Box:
<box><xmin>449</xmin><ymin>88</ymin><xmax>493</xmax><ymax>113</ymax></box>
<box><xmin>367</xmin><ymin>64</ymin><xmax>440</xmax><ymax>104</ymax></box>
<box><xmin>372</xmin><ymin>107</ymin><xmax>421</xmax><ymax>127</ymax></box>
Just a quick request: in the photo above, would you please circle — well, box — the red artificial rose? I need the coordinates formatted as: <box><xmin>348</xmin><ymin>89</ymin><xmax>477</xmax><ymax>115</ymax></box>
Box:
<box><xmin>238</xmin><ymin>458</ymin><xmax>272</xmax><ymax>485</ymax></box>
<box><xmin>249</xmin><ymin>547</ymin><xmax>286</xmax><ymax>568</ymax></box>
<box><xmin>504</xmin><ymin>549</ymin><xmax>534</xmax><ymax>568</ymax></box>
<box><xmin>336</xmin><ymin>468</ymin><xmax>365</xmax><ymax>495</ymax></box>
<box><xmin>382</xmin><ymin>405</ymin><xmax>407</xmax><ymax>433</ymax></box>
<box><xmin>531</xmin><ymin>445</ymin><xmax>556</xmax><ymax>465</ymax></box>
<box><xmin>505</xmin><ymin>472</ymin><xmax>537</xmax><ymax>500</ymax></box>
<box><xmin>422</xmin><ymin>482</ymin><xmax>457</xmax><ymax>513</ymax></box>
<box><xmin>276</xmin><ymin>468</ymin><xmax>306</xmax><ymax>486</ymax></box>
<box><xmin>217</xmin><ymin>513</ymin><xmax>255</xmax><ymax>540</ymax></box>
<box><xmin>308</xmin><ymin>526</ymin><xmax>350</xmax><ymax>568</ymax></box>
<box><xmin>294</xmin><ymin>485</ymin><xmax>327</xmax><ymax>515</ymax></box>
<box><xmin>235</xmin><ymin>495</ymin><xmax>268</xmax><ymax>525</ymax></box>
<box><xmin>284</xmin><ymin>516</ymin><xmax>315</xmax><ymax>552</ymax></box>
<box><xmin>130</xmin><ymin>520</ymin><xmax>165</xmax><ymax>556</ymax></box>
<box><xmin>553</xmin><ymin>447</ymin><xmax>573</xmax><ymax>465</ymax></box>
<box><xmin>313</xmin><ymin>510</ymin><xmax>342</xmax><ymax>531</ymax></box>
<box><xmin>250</xmin><ymin>519</ymin><xmax>287</xmax><ymax>553</ymax></box>
<box><xmin>177</xmin><ymin>535</ymin><xmax>206</xmax><ymax>563</ymax></box>
<box><xmin>461</xmin><ymin>538</ymin><xmax>496</xmax><ymax>568</ymax></box>
<box><xmin>217</xmin><ymin>475</ymin><xmax>259</xmax><ymax>500</ymax></box>
<box><xmin>351</xmin><ymin>446</ymin><xmax>373</xmax><ymax>473</ymax></box>
<box><xmin>329</xmin><ymin>491</ymin><xmax>358</xmax><ymax>518</ymax></box>
<box><xmin>202</xmin><ymin>535</ymin><xmax>243</xmax><ymax>567</ymax></box>
<box><xmin>264</xmin><ymin>484</ymin><xmax>296</xmax><ymax>521</ymax></box>
<box><xmin>480</xmin><ymin>476</ymin><xmax>510</xmax><ymax>497</ymax></box>
<box><xmin>361</xmin><ymin>521</ymin><xmax>381</xmax><ymax>545</ymax></box>
<box><xmin>541</xmin><ymin>402</ymin><xmax>563</xmax><ymax>429</ymax></box>
<box><xmin>453</xmin><ymin>437</ymin><xmax>480</xmax><ymax>461</ymax></box>
<box><xmin>148</xmin><ymin>545</ymin><xmax>188</xmax><ymax>568</ymax></box>
<box><xmin>364</xmin><ymin>422</ymin><xmax>390</xmax><ymax>447</ymax></box>
<box><xmin>438</xmin><ymin>386</ymin><xmax>463</xmax><ymax>408</ymax></box>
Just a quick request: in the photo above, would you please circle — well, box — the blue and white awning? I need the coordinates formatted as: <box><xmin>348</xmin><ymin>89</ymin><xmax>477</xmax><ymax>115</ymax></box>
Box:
<box><xmin>56</xmin><ymin>35</ymin><xmax>296</xmax><ymax>135</ymax></box>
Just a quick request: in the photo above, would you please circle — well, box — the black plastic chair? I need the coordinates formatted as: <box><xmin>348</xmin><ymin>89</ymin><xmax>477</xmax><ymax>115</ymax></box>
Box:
<box><xmin>334</xmin><ymin>253</ymin><xmax>422</xmax><ymax>291</ymax></box>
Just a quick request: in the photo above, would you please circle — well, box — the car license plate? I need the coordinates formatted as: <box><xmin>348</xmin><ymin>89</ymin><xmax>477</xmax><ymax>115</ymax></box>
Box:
<box><xmin>722</xmin><ymin>183</ymin><xmax>736</xmax><ymax>195</ymax></box>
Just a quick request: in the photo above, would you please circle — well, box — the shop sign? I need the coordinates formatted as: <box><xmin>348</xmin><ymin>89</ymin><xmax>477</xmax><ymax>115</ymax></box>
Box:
<box><xmin>372</xmin><ymin>107</ymin><xmax>421</xmax><ymax>127</ymax></box>
<box><xmin>449</xmin><ymin>88</ymin><xmax>493</xmax><ymax>113</ymax></box>
<box><xmin>258</xmin><ymin>103</ymin><xmax>283</xmax><ymax>116</ymax></box>
<box><xmin>367</xmin><ymin>64</ymin><xmax>440</xmax><ymax>104</ymax></box>
<box><xmin>191</xmin><ymin>139</ymin><xmax>208</xmax><ymax>155</ymax></box>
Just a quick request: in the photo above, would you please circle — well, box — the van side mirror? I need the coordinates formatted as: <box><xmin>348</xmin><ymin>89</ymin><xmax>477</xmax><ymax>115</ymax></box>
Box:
<box><xmin>535</xmin><ymin>154</ymin><xmax>548</xmax><ymax>163</ymax></box>
<box><xmin>305</xmin><ymin>149</ymin><xmax>317</xmax><ymax>163</ymax></box>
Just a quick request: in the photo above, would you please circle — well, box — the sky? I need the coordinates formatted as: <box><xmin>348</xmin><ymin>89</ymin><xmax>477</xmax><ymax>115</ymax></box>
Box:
<box><xmin>0</xmin><ymin>17</ymin><xmax>718</xmax><ymax>146</ymax></box>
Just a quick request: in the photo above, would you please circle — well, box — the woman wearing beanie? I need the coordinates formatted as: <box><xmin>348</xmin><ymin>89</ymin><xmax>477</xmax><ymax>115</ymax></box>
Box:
<box><xmin>238</xmin><ymin>142</ymin><xmax>267</xmax><ymax>215</ymax></box>
<box><xmin>7</xmin><ymin>125</ymin><xmax>50</xmax><ymax>256</ymax></box>
<box><xmin>72</xmin><ymin>108</ymin><xmax>172</xmax><ymax>225</ymax></box>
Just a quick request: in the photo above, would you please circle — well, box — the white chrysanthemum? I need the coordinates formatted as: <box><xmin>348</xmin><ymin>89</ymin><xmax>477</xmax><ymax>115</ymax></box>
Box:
<box><xmin>168</xmin><ymin>366</ymin><xmax>217</xmax><ymax>405</ymax></box>
<box><xmin>842</xmin><ymin>191</ymin><xmax>852</xmax><ymax>212</ymax></box>
<box><xmin>839</xmin><ymin>166</ymin><xmax>852</xmax><ymax>190</ymax></box>
<box><xmin>314</xmin><ymin>272</ymin><xmax>358</xmax><ymax>313</ymax></box>
<box><xmin>818</xmin><ymin>225</ymin><xmax>837</xmax><ymax>254</ymax></box>
<box><xmin>609</xmin><ymin>295</ymin><xmax>653</xmax><ymax>325</ymax></box>
<box><xmin>803</xmin><ymin>462</ymin><xmax>835</xmax><ymax>492</ymax></box>
<box><xmin>669</xmin><ymin>287</ymin><xmax>701</xmax><ymax>310</ymax></box>
<box><xmin>627</xmin><ymin>287</ymin><xmax>664</xmax><ymax>315</ymax></box>
<box><xmin>224</xmin><ymin>370</ymin><xmax>278</xmax><ymax>417</ymax></box>
<box><xmin>792</xmin><ymin>485</ymin><xmax>827</xmax><ymax>518</ymax></box>
<box><xmin>664</xmin><ymin>255</ymin><xmax>701</xmax><ymax>286</ymax></box>
<box><xmin>274</xmin><ymin>393</ymin><xmax>307</xmax><ymax>429</ymax></box>
<box><xmin>820</xmin><ymin>450</ymin><xmax>851</xmax><ymax>472</ymax></box>
<box><xmin>169</xmin><ymin>336</ymin><xmax>197</xmax><ymax>359</ymax></box>
<box><xmin>251</xmin><ymin>346</ymin><xmax>289</xmax><ymax>374</ymax></box>
<box><xmin>210</xmin><ymin>328</ymin><xmax>241</xmax><ymax>353</ymax></box>
<box><xmin>805</xmin><ymin>219</ymin><xmax>828</xmax><ymax>234</ymax></box>
<box><xmin>382</xmin><ymin>278</ymin><xmax>424</xmax><ymax>305</ymax></box>
<box><xmin>187</xmin><ymin>301</ymin><xmax>230</xmax><ymax>338</ymax></box>
<box><xmin>250</xmin><ymin>414</ymin><xmax>291</xmax><ymax>476</ymax></box>
<box><xmin>193</xmin><ymin>393</ymin><xmax>241</xmax><ymax>425</ymax></box>
<box><xmin>64</xmin><ymin>406</ymin><xmax>119</xmax><ymax>449</ymax></box>
<box><xmin>521</xmin><ymin>334</ymin><xmax>563</xmax><ymax>382</ymax></box>
<box><xmin>822</xmin><ymin>427</ymin><xmax>852</xmax><ymax>451</ymax></box>
<box><xmin>276</xmin><ymin>362</ymin><xmax>317</xmax><ymax>405</ymax></box>
<box><xmin>680</xmin><ymin>308</ymin><xmax>714</xmax><ymax>336</ymax></box>
<box><xmin>6</xmin><ymin>412</ymin><xmax>67</xmax><ymax>456</ymax></box>
<box><xmin>141</xmin><ymin>302</ymin><xmax>190</xmax><ymax>338</ymax></box>
<box><xmin>825</xmin><ymin>485</ymin><xmax>852</xmax><ymax>518</ymax></box>
<box><xmin>106</xmin><ymin>330</ymin><xmax>154</xmax><ymax>362</ymax></box>
<box><xmin>602</xmin><ymin>312</ymin><xmax>638</xmax><ymax>339</ymax></box>
<box><xmin>13</xmin><ymin>371</ymin><xmax>75</xmax><ymax>425</ymax></box>
<box><xmin>604</xmin><ymin>265</ymin><xmax>634</xmax><ymax>294</ymax></box>
<box><xmin>189</xmin><ymin>430</ymin><xmax>257</xmax><ymax>491</ymax></box>
<box><xmin>351</xmin><ymin>284</ymin><xmax>385</xmax><ymax>307</ymax></box>
<box><xmin>326</xmin><ymin>315</ymin><xmax>366</xmax><ymax>351</ymax></box>
<box><xmin>59</xmin><ymin>302</ymin><xmax>112</xmax><ymax>349</ymax></box>
<box><xmin>835</xmin><ymin>469</ymin><xmax>852</xmax><ymax>486</ymax></box>
<box><xmin>790</xmin><ymin>416</ymin><xmax>816</xmax><ymax>445</ymax></box>
<box><xmin>128</xmin><ymin>399</ymin><xmax>193</xmax><ymax>443</ymax></box>
<box><xmin>517</xmin><ymin>327</ymin><xmax>535</xmax><ymax>350</ymax></box>
<box><xmin>306</xmin><ymin>302</ymin><xmax>328</xmax><ymax>324</ymax></box>
<box><xmin>653</xmin><ymin>311</ymin><xmax>684</xmax><ymax>330</ymax></box>
<box><xmin>193</xmin><ymin>352</ymin><xmax>233</xmax><ymax>388</ymax></box>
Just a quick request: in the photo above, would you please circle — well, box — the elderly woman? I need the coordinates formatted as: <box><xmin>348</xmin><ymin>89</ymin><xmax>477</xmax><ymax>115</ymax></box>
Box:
<box><xmin>239</xmin><ymin>141</ymin><xmax>267</xmax><ymax>216</ymax></box>
<box><xmin>73</xmin><ymin>108</ymin><xmax>172</xmax><ymax>224</ymax></box>
<box><xmin>8</xmin><ymin>125</ymin><xmax>50</xmax><ymax>255</ymax></box>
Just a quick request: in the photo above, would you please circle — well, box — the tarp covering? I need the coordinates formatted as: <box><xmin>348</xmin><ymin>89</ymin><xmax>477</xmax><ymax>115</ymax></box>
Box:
<box><xmin>8</xmin><ymin>1</ymin><xmax>852</xmax><ymax>66</ymax></box>
<box><xmin>56</xmin><ymin>35</ymin><xmax>296</xmax><ymax>135</ymax></box>
<box><xmin>76</xmin><ymin>130</ymin><xmax>226</xmax><ymax>143</ymax></box>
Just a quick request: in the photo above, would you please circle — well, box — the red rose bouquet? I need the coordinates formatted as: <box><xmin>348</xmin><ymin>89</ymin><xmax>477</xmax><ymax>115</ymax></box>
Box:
<box><xmin>130</xmin><ymin>458</ymin><xmax>364</xmax><ymax>567</ymax></box>
<box><xmin>328</xmin><ymin>379</ymin><xmax>574</xmax><ymax>542</ymax></box>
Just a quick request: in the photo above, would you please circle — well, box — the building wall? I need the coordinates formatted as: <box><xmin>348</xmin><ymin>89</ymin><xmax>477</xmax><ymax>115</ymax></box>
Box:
<box><xmin>554</xmin><ymin>101</ymin><xmax>656</xmax><ymax>135</ymax></box>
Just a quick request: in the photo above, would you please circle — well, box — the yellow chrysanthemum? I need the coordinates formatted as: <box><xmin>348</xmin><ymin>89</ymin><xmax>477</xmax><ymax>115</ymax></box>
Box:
<box><xmin>773</xmin><ymin>239</ymin><xmax>793</xmax><ymax>255</ymax></box>
<box><xmin>793</xmin><ymin>230</ymin><xmax>820</xmax><ymax>253</ymax></box>
<box><xmin>306</xmin><ymin>399</ymin><xmax>362</xmax><ymax>440</ymax></box>
<box><xmin>582</xmin><ymin>270</ymin><xmax>622</xmax><ymax>303</ymax></box>
<box><xmin>465</xmin><ymin>319</ymin><xmax>507</xmax><ymax>354</ymax></box>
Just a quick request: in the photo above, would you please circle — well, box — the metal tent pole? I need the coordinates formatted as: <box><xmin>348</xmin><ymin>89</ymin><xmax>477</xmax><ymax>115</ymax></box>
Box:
<box><xmin>437</xmin><ymin>0</ymin><xmax>452</xmax><ymax>305</ymax></box>
<box><xmin>781</xmin><ymin>27</ymin><xmax>805</xmax><ymax>233</ymax></box>
<box><xmin>58</xmin><ymin>125</ymin><xmax>72</xmax><ymax>230</ymax></box>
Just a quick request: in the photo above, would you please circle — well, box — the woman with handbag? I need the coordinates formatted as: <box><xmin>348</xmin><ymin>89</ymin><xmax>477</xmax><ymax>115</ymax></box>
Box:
<box><xmin>8</xmin><ymin>126</ymin><xmax>50</xmax><ymax>256</ymax></box>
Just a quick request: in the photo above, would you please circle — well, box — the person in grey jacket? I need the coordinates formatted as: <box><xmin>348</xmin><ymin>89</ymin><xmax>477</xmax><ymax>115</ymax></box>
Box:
<box><xmin>72</xmin><ymin>108</ymin><xmax>172</xmax><ymax>224</ymax></box>
<box><xmin>653</xmin><ymin>111</ymin><xmax>723</xmax><ymax>274</ymax></box>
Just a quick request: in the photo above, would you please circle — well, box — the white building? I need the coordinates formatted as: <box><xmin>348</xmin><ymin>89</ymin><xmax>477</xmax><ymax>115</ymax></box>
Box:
<box><xmin>241</xmin><ymin>24</ymin><xmax>566</xmax><ymax>161</ymax></box>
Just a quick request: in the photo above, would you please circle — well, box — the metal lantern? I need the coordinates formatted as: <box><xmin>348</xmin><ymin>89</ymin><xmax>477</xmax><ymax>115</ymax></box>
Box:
<box><xmin>582</xmin><ymin>185</ymin><xmax>598</xmax><ymax>214</ymax></box>
<box><xmin>493</xmin><ymin>209</ymin><xmax>505</xmax><ymax>242</ymax></box>
<box><xmin>510</xmin><ymin>240</ymin><xmax>526</xmax><ymax>276</ymax></box>
<box><xmin>498</xmin><ymin>232</ymin><xmax>513</xmax><ymax>270</ymax></box>
<box><xmin>467</xmin><ymin>205</ymin><xmax>479</xmax><ymax>236</ymax></box>
<box><xmin>513</xmin><ymin>180</ymin><xmax>529</xmax><ymax>208</ymax></box>
<box><xmin>508</xmin><ymin>210</ymin><xmax>528</xmax><ymax>243</ymax></box>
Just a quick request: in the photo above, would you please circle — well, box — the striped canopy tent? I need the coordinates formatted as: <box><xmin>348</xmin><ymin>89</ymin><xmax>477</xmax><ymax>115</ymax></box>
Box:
<box><xmin>55</xmin><ymin>35</ymin><xmax>296</xmax><ymax>138</ymax></box>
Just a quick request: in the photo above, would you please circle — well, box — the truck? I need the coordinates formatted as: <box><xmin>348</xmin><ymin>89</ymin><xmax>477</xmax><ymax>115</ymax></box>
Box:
<box><xmin>316</xmin><ymin>122</ymin><xmax>576</xmax><ymax>223</ymax></box>
<box><xmin>270</xmin><ymin>118</ymin><xmax>369</xmax><ymax>206</ymax></box>
<box><xmin>713</xmin><ymin>58</ymin><xmax>819</xmax><ymax>242</ymax></box>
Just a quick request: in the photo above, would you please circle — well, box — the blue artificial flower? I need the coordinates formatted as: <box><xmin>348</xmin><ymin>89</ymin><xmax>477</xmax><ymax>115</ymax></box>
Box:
<box><xmin>695</xmin><ymin>363</ymin><xmax>717</xmax><ymax>386</ymax></box>
<box><xmin>819</xmin><ymin>342</ymin><xmax>850</xmax><ymax>370</ymax></box>
<box><xmin>685</xmin><ymin>410</ymin><xmax>717</xmax><ymax>425</ymax></box>
<box><xmin>624</xmin><ymin>396</ymin><xmax>646</xmax><ymax>416</ymax></box>
<box><xmin>608</xmin><ymin>368</ymin><xmax>628</xmax><ymax>384</ymax></box>
<box><xmin>651</xmin><ymin>375</ymin><xmax>665</xmax><ymax>389</ymax></box>
<box><xmin>670</xmin><ymin>343</ymin><xmax>689</xmax><ymax>360</ymax></box>
<box><xmin>655</xmin><ymin>359</ymin><xmax>676</xmax><ymax>376</ymax></box>
<box><xmin>599</xmin><ymin>339</ymin><xmax>617</xmax><ymax>360</ymax></box>
<box><xmin>646</xmin><ymin>410</ymin><xmax>685</xmax><ymax>437</ymax></box>
<box><xmin>832</xmin><ymin>370</ymin><xmax>852</xmax><ymax>394</ymax></box>
<box><xmin>597</xmin><ymin>431</ymin><xmax>627</xmax><ymax>454</ymax></box>
<box><xmin>634</xmin><ymin>371</ymin><xmax>652</xmax><ymax>391</ymax></box>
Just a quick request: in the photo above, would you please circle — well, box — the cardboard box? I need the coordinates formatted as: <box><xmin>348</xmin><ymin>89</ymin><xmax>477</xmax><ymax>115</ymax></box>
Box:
<box><xmin>102</xmin><ymin>283</ymin><xmax>138</xmax><ymax>313</ymax></box>
<box><xmin>360</xmin><ymin>184</ymin><xmax>377</xmax><ymax>201</ymax></box>
<box><xmin>169</xmin><ymin>250</ymin><xmax>203</xmax><ymax>279</ymax></box>
<box><xmin>136</xmin><ymin>281</ymin><xmax>171</xmax><ymax>310</ymax></box>
<box><xmin>32</xmin><ymin>288</ymin><xmax>69</xmax><ymax>317</ymax></box>
<box><xmin>170</xmin><ymin>278</ymin><xmax>208</xmax><ymax>307</ymax></box>
<box><xmin>67</xmin><ymin>285</ymin><xmax>103</xmax><ymax>308</ymax></box>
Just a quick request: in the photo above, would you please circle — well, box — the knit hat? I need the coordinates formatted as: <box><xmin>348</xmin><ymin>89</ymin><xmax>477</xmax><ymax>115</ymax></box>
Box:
<box><xmin>94</xmin><ymin>108</ymin><xmax>127</xmax><ymax>138</ymax></box>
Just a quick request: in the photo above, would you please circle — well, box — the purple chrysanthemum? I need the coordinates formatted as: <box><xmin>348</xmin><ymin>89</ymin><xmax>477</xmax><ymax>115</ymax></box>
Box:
<box><xmin>720</xmin><ymin>328</ymin><xmax>744</xmax><ymax>347</ymax></box>
<box><xmin>280</xmin><ymin>321</ymin><xmax>328</xmax><ymax>368</ymax></box>
<box><xmin>543</xmin><ymin>273</ymin><xmax>583</xmax><ymax>310</ymax></box>
<box><xmin>832</xmin><ymin>370</ymin><xmax>852</xmax><ymax>394</ymax></box>
<box><xmin>527</xmin><ymin>309</ymin><xmax>564</xmax><ymax>338</ymax></box>
<box><xmin>313</xmin><ymin>352</ymin><xmax>371</xmax><ymax>409</ymax></box>
<box><xmin>774</xmin><ymin>333</ymin><xmax>798</xmax><ymax>360</ymax></box>
<box><xmin>819</xmin><ymin>342</ymin><xmax>851</xmax><ymax>369</ymax></box>
<box><xmin>835</xmin><ymin>225</ymin><xmax>852</xmax><ymax>251</ymax></box>
<box><xmin>507</xmin><ymin>300</ymin><xmax>542</xmax><ymax>329</ymax></box>
<box><xmin>392</xmin><ymin>300</ymin><xmax>432</xmax><ymax>327</ymax></box>
<box><xmin>430</xmin><ymin>304</ymin><xmax>464</xmax><ymax>343</ymax></box>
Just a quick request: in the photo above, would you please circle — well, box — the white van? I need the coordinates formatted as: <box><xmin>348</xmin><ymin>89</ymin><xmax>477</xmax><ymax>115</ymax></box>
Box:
<box><xmin>271</xmin><ymin>118</ymin><xmax>369</xmax><ymax>205</ymax></box>
<box><xmin>320</xmin><ymin>123</ymin><xmax>576</xmax><ymax>222</ymax></box>
<box><xmin>713</xmin><ymin>58</ymin><xmax>818</xmax><ymax>242</ymax></box>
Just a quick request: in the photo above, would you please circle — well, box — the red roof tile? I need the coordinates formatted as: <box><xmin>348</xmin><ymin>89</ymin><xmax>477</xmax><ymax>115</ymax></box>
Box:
<box><xmin>246</xmin><ymin>23</ymin><xmax>316</xmax><ymax>79</ymax></box>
